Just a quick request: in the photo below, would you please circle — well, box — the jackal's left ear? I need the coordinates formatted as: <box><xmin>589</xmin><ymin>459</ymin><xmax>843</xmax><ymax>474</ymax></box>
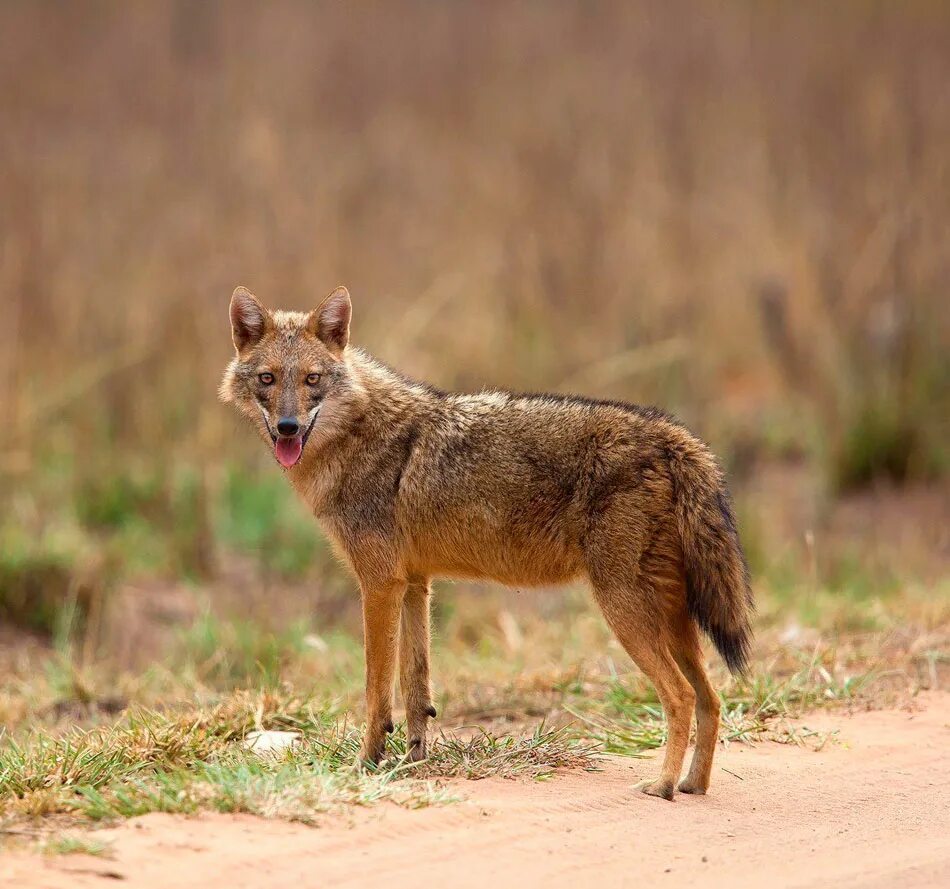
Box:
<box><xmin>309</xmin><ymin>286</ymin><xmax>351</xmax><ymax>354</ymax></box>
<box><xmin>229</xmin><ymin>287</ymin><xmax>271</xmax><ymax>353</ymax></box>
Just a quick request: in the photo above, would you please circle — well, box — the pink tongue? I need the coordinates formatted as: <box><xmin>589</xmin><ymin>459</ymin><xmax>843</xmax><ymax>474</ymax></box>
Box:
<box><xmin>275</xmin><ymin>436</ymin><xmax>303</xmax><ymax>468</ymax></box>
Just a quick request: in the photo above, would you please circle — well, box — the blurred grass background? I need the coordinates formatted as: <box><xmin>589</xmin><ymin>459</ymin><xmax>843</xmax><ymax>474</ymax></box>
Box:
<box><xmin>0</xmin><ymin>1</ymin><xmax>947</xmax><ymax>673</ymax></box>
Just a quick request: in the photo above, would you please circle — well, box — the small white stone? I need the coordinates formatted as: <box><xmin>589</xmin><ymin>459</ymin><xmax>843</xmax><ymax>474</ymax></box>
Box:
<box><xmin>243</xmin><ymin>730</ymin><xmax>302</xmax><ymax>756</ymax></box>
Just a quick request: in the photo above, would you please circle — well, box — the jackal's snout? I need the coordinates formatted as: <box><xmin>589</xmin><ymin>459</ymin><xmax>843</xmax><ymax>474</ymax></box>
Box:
<box><xmin>276</xmin><ymin>416</ymin><xmax>301</xmax><ymax>437</ymax></box>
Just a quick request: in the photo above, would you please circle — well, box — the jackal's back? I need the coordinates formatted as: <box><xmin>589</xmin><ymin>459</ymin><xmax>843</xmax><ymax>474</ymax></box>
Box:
<box><xmin>391</xmin><ymin>390</ymin><xmax>671</xmax><ymax>579</ymax></box>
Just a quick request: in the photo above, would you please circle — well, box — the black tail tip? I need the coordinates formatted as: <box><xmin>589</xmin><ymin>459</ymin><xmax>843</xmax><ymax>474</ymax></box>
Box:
<box><xmin>710</xmin><ymin>625</ymin><xmax>752</xmax><ymax>676</ymax></box>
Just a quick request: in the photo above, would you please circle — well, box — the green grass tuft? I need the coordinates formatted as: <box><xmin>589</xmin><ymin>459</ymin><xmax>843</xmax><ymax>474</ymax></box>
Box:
<box><xmin>41</xmin><ymin>833</ymin><xmax>112</xmax><ymax>857</ymax></box>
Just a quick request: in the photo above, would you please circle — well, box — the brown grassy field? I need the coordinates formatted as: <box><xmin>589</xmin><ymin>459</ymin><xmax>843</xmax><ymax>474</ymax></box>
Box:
<box><xmin>0</xmin><ymin>2</ymin><xmax>948</xmax><ymax>880</ymax></box>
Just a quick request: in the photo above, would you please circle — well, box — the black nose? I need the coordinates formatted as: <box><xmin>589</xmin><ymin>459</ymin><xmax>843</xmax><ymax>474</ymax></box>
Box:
<box><xmin>276</xmin><ymin>417</ymin><xmax>300</xmax><ymax>437</ymax></box>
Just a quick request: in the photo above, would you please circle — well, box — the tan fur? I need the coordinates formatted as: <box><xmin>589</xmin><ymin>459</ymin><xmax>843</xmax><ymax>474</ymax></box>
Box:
<box><xmin>221</xmin><ymin>285</ymin><xmax>754</xmax><ymax>797</ymax></box>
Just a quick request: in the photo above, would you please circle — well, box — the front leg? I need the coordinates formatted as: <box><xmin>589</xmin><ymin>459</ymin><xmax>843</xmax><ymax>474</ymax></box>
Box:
<box><xmin>358</xmin><ymin>578</ymin><xmax>406</xmax><ymax>766</ymax></box>
<box><xmin>400</xmin><ymin>580</ymin><xmax>436</xmax><ymax>761</ymax></box>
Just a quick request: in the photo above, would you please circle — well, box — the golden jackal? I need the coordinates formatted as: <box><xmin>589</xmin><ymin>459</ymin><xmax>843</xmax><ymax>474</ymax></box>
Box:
<box><xmin>220</xmin><ymin>285</ymin><xmax>753</xmax><ymax>799</ymax></box>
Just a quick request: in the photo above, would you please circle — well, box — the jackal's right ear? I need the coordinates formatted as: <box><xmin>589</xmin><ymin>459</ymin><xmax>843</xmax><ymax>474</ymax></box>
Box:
<box><xmin>229</xmin><ymin>287</ymin><xmax>270</xmax><ymax>353</ymax></box>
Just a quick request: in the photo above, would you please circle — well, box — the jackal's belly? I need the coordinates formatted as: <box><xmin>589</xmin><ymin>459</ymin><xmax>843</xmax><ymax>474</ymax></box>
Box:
<box><xmin>405</xmin><ymin>513</ymin><xmax>585</xmax><ymax>587</ymax></box>
<box><xmin>430</xmin><ymin>555</ymin><xmax>582</xmax><ymax>588</ymax></box>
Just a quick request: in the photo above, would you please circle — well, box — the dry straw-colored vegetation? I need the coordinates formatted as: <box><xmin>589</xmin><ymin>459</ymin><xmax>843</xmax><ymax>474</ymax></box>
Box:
<box><xmin>0</xmin><ymin>0</ymin><xmax>947</xmax><ymax>846</ymax></box>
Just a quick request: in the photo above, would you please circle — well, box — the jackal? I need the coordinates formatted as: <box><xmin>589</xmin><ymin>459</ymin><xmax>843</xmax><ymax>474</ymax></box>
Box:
<box><xmin>220</xmin><ymin>285</ymin><xmax>753</xmax><ymax>798</ymax></box>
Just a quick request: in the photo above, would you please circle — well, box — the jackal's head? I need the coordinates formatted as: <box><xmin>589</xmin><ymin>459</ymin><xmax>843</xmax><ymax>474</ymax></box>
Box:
<box><xmin>219</xmin><ymin>285</ymin><xmax>366</xmax><ymax>469</ymax></box>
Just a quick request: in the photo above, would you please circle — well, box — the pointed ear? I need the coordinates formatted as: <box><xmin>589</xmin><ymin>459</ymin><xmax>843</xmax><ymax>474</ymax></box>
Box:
<box><xmin>309</xmin><ymin>286</ymin><xmax>351</xmax><ymax>354</ymax></box>
<box><xmin>229</xmin><ymin>286</ymin><xmax>270</xmax><ymax>353</ymax></box>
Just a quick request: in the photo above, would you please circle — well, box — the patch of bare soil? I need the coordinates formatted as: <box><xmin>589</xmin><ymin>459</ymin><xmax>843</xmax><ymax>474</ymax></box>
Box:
<box><xmin>5</xmin><ymin>694</ymin><xmax>949</xmax><ymax>889</ymax></box>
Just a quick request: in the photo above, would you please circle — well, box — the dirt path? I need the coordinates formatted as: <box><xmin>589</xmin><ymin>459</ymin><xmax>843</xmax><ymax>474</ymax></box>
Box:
<box><xmin>5</xmin><ymin>693</ymin><xmax>949</xmax><ymax>889</ymax></box>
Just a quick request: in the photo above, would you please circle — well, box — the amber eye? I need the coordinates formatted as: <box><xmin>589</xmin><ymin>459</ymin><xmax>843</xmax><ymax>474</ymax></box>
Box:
<box><xmin>305</xmin><ymin>373</ymin><xmax>321</xmax><ymax>386</ymax></box>
<box><xmin>258</xmin><ymin>372</ymin><xmax>275</xmax><ymax>385</ymax></box>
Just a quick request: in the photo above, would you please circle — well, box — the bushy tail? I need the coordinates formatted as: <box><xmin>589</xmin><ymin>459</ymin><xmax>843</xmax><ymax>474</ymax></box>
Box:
<box><xmin>666</xmin><ymin>438</ymin><xmax>754</xmax><ymax>674</ymax></box>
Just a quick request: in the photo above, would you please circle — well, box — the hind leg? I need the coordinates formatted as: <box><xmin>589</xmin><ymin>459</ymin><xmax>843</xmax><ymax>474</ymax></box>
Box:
<box><xmin>586</xmin><ymin>496</ymin><xmax>697</xmax><ymax>799</ymax></box>
<box><xmin>671</xmin><ymin>612</ymin><xmax>721</xmax><ymax>794</ymax></box>
<box><xmin>590</xmin><ymin>579</ymin><xmax>696</xmax><ymax>800</ymax></box>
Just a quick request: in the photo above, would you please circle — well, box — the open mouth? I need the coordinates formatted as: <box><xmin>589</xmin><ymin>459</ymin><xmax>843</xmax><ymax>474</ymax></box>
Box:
<box><xmin>261</xmin><ymin>409</ymin><xmax>319</xmax><ymax>469</ymax></box>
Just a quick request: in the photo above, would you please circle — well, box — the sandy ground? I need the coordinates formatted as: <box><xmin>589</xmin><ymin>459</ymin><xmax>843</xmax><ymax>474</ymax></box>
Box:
<box><xmin>5</xmin><ymin>693</ymin><xmax>949</xmax><ymax>889</ymax></box>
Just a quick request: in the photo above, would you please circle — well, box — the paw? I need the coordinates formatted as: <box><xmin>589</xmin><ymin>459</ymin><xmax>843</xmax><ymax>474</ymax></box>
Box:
<box><xmin>350</xmin><ymin>754</ymin><xmax>371</xmax><ymax>774</ymax></box>
<box><xmin>403</xmin><ymin>705</ymin><xmax>434</xmax><ymax>762</ymax></box>
<box><xmin>354</xmin><ymin>745</ymin><xmax>383</xmax><ymax>770</ymax></box>
<box><xmin>635</xmin><ymin>778</ymin><xmax>675</xmax><ymax>800</ymax></box>
<box><xmin>406</xmin><ymin>736</ymin><xmax>428</xmax><ymax>762</ymax></box>
<box><xmin>677</xmin><ymin>778</ymin><xmax>708</xmax><ymax>795</ymax></box>
<box><xmin>356</xmin><ymin>725</ymin><xmax>391</xmax><ymax>768</ymax></box>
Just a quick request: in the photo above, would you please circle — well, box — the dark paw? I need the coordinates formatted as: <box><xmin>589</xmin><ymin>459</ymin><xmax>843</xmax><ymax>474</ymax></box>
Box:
<box><xmin>357</xmin><ymin>734</ymin><xmax>387</xmax><ymax>767</ymax></box>
<box><xmin>353</xmin><ymin>751</ymin><xmax>379</xmax><ymax>772</ymax></box>
<box><xmin>407</xmin><ymin>737</ymin><xmax>428</xmax><ymax>762</ymax></box>
<box><xmin>425</xmin><ymin>704</ymin><xmax>437</xmax><ymax>718</ymax></box>
<box><xmin>677</xmin><ymin>779</ymin><xmax>708</xmax><ymax>795</ymax></box>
